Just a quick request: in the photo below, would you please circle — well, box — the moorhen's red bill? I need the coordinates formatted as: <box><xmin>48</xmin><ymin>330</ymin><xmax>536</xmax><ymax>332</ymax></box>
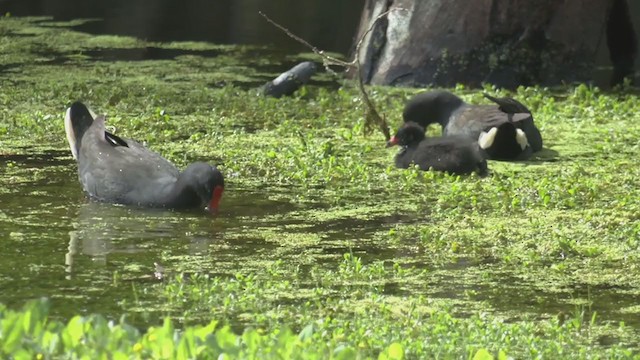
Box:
<box><xmin>387</xmin><ymin>122</ymin><xmax>491</xmax><ymax>177</ymax></box>
<box><xmin>64</xmin><ymin>102</ymin><xmax>224</xmax><ymax>211</ymax></box>
<box><xmin>401</xmin><ymin>90</ymin><xmax>543</xmax><ymax>160</ymax></box>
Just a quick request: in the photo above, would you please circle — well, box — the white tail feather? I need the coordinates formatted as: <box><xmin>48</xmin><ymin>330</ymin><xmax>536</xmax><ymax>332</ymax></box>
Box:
<box><xmin>516</xmin><ymin>128</ymin><xmax>529</xmax><ymax>150</ymax></box>
<box><xmin>64</xmin><ymin>107</ymin><xmax>78</xmax><ymax>160</ymax></box>
<box><xmin>64</xmin><ymin>104</ymin><xmax>98</xmax><ymax>160</ymax></box>
<box><xmin>478</xmin><ymin>127</ymin><xmax>498</xmax><ymax>150</ymax></box>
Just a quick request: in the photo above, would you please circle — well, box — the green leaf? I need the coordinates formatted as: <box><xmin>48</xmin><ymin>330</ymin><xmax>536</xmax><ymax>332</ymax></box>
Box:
<box><xmin>387</xmin><ymin>343</ymin><xmax>404</xmax><ymax>360</ymax></box>
<box><xmin>176</xmin><ymin>331</ymin><xmax>194</xmax><ymax>360</ymax></box>
<box><xmin>11</xmin><ymin>348</ymin><xmax>33</xmax><ymax>360</ymax></box>
<box><xmin>22</xmin><ymin>298</ymin><xmax>48</xmax><ymax>337</ymax></box>
<box><xmin>215</xmin><ymin>326</ymin><xmax>237</xmax><ymax>351</ymax></box>
<box><xmin>334</xmin><ymin>345</ymin><xmax>357</xmax><ymax>360</ymax></box>
<box><xmin>64</xmin><ymin>316</ymin><xmax>84</xmax><ymax>348</ymax></box>
<box><xmin>241</xmin><ymin>329</ymin><xmax>260</xmax><ymax>353</ymax></box>
<box><xmin>112</xmin><ymin>351</ymin><xmax>129</xmax><ymax>360</ymax></box>
<box><xmin>378</xmin><ymin>342</ymin><xmax>404</xmax><ymax>360</ymax></box>
<box><xmin>42</xmin><ymin>331</ymin><xmax>60</xmax><ymax>354</ymax></box>
<box><xmin>194</xmin><ymin>320</ymin><xmax>217</xmax><ymax>340</ymax></box>
<box><xmin>298</xmin><ymin>324</ymin><xmax>314</xmax><ymax>341</ymax></box>
<box><xmin>473</xmin><ymin>348</ymin><xmax>494</xmax><ymax>360</ymax></box>
<box><xmin>2</xmin><ymin>314</ymin><xmax>24</xmax><ymax>354</ymax></box>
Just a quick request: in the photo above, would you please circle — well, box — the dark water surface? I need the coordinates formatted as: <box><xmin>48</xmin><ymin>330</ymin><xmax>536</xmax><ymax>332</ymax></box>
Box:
<box><xmin>0</xmin><ymin>0</ymin><xmax>364</xmax><ymax>55</ymax></box>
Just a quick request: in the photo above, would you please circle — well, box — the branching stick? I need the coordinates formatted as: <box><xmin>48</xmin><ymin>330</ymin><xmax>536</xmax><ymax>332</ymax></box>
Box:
<box><xmin>259</xmin><ymin>9</ymin><xmax>408</xmax><ymax>141</ymax></box>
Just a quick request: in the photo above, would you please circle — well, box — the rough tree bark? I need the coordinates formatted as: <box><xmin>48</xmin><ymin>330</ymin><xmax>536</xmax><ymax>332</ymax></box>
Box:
<box><xmin>354</xmin><ymin>0</ymin><xmax>637</xmax><ymax>88</ymax></box>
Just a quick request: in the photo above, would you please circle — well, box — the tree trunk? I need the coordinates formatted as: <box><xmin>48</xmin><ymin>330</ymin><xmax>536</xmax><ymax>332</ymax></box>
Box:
<box><xmin>354</xmin><ymin>0</ymin><xmax>637</xmax><ymax>88</ymax></box>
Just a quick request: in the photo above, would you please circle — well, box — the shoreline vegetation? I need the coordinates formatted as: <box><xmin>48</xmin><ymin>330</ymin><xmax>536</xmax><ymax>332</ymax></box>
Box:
<box><xmin>1</xmin><ymin>16</ymin><xmax>640</xmax><ymax>358</ymax></box>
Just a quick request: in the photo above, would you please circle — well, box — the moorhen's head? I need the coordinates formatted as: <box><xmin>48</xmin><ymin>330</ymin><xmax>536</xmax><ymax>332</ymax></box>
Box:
<box><xmin>386</xmin><ymin>122</ymin><xmax>426</xmax><ymax>147</ymax></box>
<box><xmin>180</xmin><ymin>162</ymin><xmax>225</xmax><ymax>212</ymax></box>
<box><xmin>403</xmin><ymin>90</ymin><xmax>465</xmax><ymax>127</ymax></box>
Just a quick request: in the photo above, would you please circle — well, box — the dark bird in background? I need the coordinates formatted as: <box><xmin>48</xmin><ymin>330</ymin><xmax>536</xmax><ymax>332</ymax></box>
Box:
<box><xmin>387</xmin><ymin>121</ymin><xmax>495</xmax><ymax>177</ymax></box>
<box><xmin>402</xmin><ymin>90</ymin><xmax>542</xmax><ymax>160</ymax></box>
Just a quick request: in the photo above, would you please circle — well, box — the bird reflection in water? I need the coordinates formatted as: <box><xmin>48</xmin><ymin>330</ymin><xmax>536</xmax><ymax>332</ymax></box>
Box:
<box><xmin>64</xmin><ymin>202</ymin><xmax>222</xmax><ymax>279</ymax></box>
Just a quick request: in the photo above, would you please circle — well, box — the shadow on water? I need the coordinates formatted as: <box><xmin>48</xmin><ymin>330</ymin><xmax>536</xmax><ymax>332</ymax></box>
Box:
<box><xmin>0</xmin><ymin>64</ymin><xmax>20</xmax><ymax>74</ymax></box>
<box><xmin>0</xmin><ymin>149</ymin><xmax>73</xmax><ymax>167</ymax></box>
<box><xmin>304</xmin><ymin>212</ymin><xmax>422</xmax><ymax>264</ymax></box>
<box><xmin>81</xmin><ymin>47</ymin><xmax>221</xmax><ymax>62</ymax></box>
<box><xmin>527</xmin><ymin>147</ymin><xmax>561</xmax><ymax>163</ymax></box>
<box><xmin>0</xmin><ymin>0</ymin><xmax>365</xmax><ymax>55</ymax></box>
<box><xmin>393</xmin><ymin>259</ymin><xmax>640</xmax><ymax>331</ymax></box>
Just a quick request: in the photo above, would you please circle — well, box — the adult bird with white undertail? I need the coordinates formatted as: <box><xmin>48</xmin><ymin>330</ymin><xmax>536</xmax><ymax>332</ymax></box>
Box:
<box><xmin>64</xmin><ymin>102</ymin><xmax>224</xmax><ymax>211</ymax></box>
<box><xmin>402</xmin><ymin>90</ymin><xmax>542</xmax><ymax>160</ymax></box>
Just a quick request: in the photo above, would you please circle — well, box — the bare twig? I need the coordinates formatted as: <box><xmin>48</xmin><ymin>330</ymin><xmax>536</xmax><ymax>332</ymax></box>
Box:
<box><xmin>259</xmin><ymin>11</ymin><xmax>348</xmax><ymax>77</ymax></box>
<box><xmin>259</xmin><ymin>8</ymin><xmax>408</xmax><ymax>141</ymax></box>
<box><xmin>351</xmin><ymin>9</ymin><xmax>409</xmax><ymax>140</ymax></box>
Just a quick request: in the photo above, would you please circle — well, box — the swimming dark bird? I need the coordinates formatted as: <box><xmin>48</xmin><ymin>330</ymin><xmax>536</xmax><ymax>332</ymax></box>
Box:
<box><xmin>387</xmin><ymin>122</ymin><xmax>493</xmax><ymax>176</ymax></box>
<box><xmin>402</xmin><ymin>90</ymin><xmax>542</xmax><ymax>160</ymax></box>
<box><xmin>64</xmin><ymin>102</ymin><xmax>224</xmax><ymax>211</ymax></box>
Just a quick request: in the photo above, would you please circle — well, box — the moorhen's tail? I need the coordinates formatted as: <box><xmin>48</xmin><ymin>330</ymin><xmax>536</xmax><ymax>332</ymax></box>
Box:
<box><xmin>483</xmin><ymin>94</ymin><xmax>531</xmax><ymax>114</ymax></box>
<box><xmin>511</xmin><ymin>113</ymin><xmax>543</xmax><ymax>152</ymax></box>
<box><xmin>480</xmin><ymin>123</ymin><xmax>531</xmax><ymax>160</ymax></box>
<box><xmin>65</xmin><ymin>102</ymin><xmax>96</xmax><ymax>160</ymax></box>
